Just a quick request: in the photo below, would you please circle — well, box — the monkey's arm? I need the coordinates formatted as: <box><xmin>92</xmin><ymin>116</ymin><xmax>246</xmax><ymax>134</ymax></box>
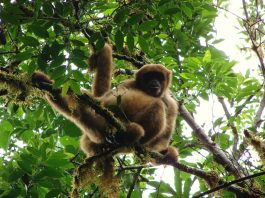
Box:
<box><xmin>89</xmin><ymin>44</ymin><xmax>113</xmax><ymax>97</ymax></box>
<box><xmin>32</xmin><ymin>72</ymin><xmax>108</xmax><ymax>143</ymax></box>
<box><xmin>136</xmin><ymin>100</ymin><xmax>167</xmax><ymax>144</ymax></box>
<box><xmin>32</xmin><ymin>71</ymin><xmax>81</xmax><ymax>117</ymax></box>
<box><xmin>144</xmin><ymin>94</ymin><xmax>179</xmax><ymax>163</ymax></box>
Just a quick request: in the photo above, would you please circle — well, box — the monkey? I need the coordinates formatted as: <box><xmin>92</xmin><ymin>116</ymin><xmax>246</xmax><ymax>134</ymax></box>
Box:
<box><xmin>32</xmin><ymin>43</ymin><xmax>179</xmax><ymax>164</ymax></box>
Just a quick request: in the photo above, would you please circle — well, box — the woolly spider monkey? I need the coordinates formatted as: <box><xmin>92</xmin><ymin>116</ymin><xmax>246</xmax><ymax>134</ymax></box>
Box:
<box><xmin>32</xmin><ymin>44</ymin><xmax>179</xmax><ymax>164</ymax></box>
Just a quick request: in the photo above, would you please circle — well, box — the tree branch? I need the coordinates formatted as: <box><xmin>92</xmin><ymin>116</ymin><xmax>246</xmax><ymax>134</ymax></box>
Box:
<box><xmin>242</xmin><ymin>0</ymin><xmax>265</xmax><ymax>77</ymax></box>
<box><xmin>1</xmin><ymin>70</ymin><xmax>256</xmax><ymax>196</ymax></box>
<box><xmin>218</xmin><ymin>96</ymin><xmax>239</xmax><ymax>157</ymax></box>
<box><xmin>113</xmin><ymin>53</ymin><xmax>145</xmax><ymax>68</ymax></box>
<box><xmin>193</xmin><ymin>171</ymin><xmax>265</xmax><ymax>198</ymax></box>
<box><xmin>127</xmin><ymin>168</ymin><xmax>142</xmax><ymax>198</ymax></box>
<box><xmin>179</xmin><ymin>103</ymin><xmax>243</xmax><ymax>178</ymax></box>
<box><xmin>254</xmin><ymin>90</ymin><xmax>265</xmax><ymax>128</ymax></box>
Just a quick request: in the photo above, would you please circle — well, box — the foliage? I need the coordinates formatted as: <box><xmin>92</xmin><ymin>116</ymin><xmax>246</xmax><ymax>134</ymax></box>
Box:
<box><xmin>0</xmin><ymin>0</ymin><xmax>265</xmax><ymax>197</ymax></box>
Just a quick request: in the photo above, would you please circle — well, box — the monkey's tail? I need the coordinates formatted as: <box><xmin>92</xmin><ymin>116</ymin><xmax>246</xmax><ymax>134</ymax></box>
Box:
<box><xmin>89</xmin><ymin>44</ymin><xmax>113</xmax><ymax>97</ymax></box>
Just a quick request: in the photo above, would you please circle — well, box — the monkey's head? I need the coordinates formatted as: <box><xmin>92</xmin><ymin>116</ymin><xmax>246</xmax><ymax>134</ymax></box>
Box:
<box><xmin>136</xmin><ymin>64</ymin><xmax>172</xmax><ymax>97</ymax></box>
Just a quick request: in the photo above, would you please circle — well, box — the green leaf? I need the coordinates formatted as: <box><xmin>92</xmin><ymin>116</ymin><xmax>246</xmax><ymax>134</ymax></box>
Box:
<box><xmin>45</xmin><ymin>189</ymin><xmax>61</xmax><ymax>198</ymax></box>
<box><xmin>139</xmin><ymin>21</ymin><xmax>158</xmax><ymax>32</ymax></box>
<box><xmin>50</xmin><ymin>54</ymin><xmax>65</xmax><ymax>68</ymax></box>
<box><xmin>179</xmin><ymin>73</ymin><xmax>196</xmax><ymax>80</ymax></box>
<box><xmin>17</xmin><ymin>160</ymin><xmax>32</xmax><ymax>174</ymax></box>
<box><xmin>43</xmin><ymin>2</ymin><xmax>54</xmax><ymax>15</ymax></box>
<box><xmin>62</xmin><ymin>122</ymin><xmax>82</xmax><ymax>137</ymax></box>
<box><xmin>19</xmin><ymin>36</ymin><xmax>39</xmax><ymax>47</ymax></box>
<box><xmin>138</xmin><ymin>37</ymin><xmax>148</xmax><ymax>53</ymax></box>
<box><xmin>72</xmin><ymin>58</ymin><xmax>87</xmax><ymax>68</ymax></box>
<box><xmin>71</xmin><ymin>39</ymin><xmax>85</xmax><ymax>46</ymax></box>
<box><xmin>213</xmin><ymin>117</ymin><xmax>223</xmax><ymax>128</ymax></box>
<box><xmin>0</xmin><ymin>120</ymin><xmax>13</xmax><ymax>150</ymax></box>
<box><xmin>114</xmin><ymin>8</ymin><xmax>128</xmax><ymax>24</ymax></box>
<box><xmin>60</xmin><ymin>136</ymin><xmax>79</xmax><ymax>148</ymax></box>
<box><xmin>96</xmin><ymin>35</ymin><xmax>105</xmax><ymax>52</ymax></box>
<box><xmin>164</xmin><ymin>7</ymin><xmax>179</xmax><ymax>15</ymax></box>
<box><xmin>183</xmin><ymin>178</ymin><xmax>192</xmax><ymax>198</ymax></box>
<box><xmin>182</xmin><ymin>6</ymin><xmax>193</xmax><ymax>19</ymax></box>
<box><xmin>72</xmin><ymin>70</ymin><xmax>86</xmax><ymax>81</ymax></box>
<box><xmin>15</xmin><ymin>51</ymin><xmax>33</xmax><ymax>61</ymax></box>
<box><xmin>72</xmin><ymin>49</ymin><xmax>86</xmax><ymax>59</ymax></box>
<box><xmin>0</xmin><ymin>5</ymin><xmax>23</xmax><ymax>25</ymax></box>
<box><xmin>69</xmin><ymin>80</ymin><xmax>81</xmax><ymax>95</ymax></box>
<box><xmin>8</xmin><ymin>168</ymin><xmax>24</xmax><ymax>182</ymax></box>
<box><xmin>174</xmin><ymin>169</ymin><xmax>182</xmax><ymax>197</ymax></box>
<box><xmin>20</xmin><ymin>130</ymin><xmax>35</xmax><ymax>142</ymax></box>
<box><xmin>61</xmin><ymin>81</ymin><xmax>70</xmax><ymax>97</ymax></box>
<box><xmin>45</xmin><ymin>151</ymin><xmax>74</xmax><ymax>168</ymax></box>
<box><xmin>115</xmin><ymin>30</ymin><xmax>124</xmax><ymax>51</ymax></box>
<box><xmin>53</xmin><ymin>76</ymin><xmax>67</xmax><ymax>88</ymax></box>
<box><xmin>203</xmin><ymin>50</ymin><xmax>211</xmax><ymax>62</ymax></box>
<box><xmin>29</xmin><ymin>24</ymin><xmax>49</xmax><ymax>38</ymax></box>
<box><xmin>128</xmin><ymin>13</ymin><xmax>143</xmax><ymax>25</ymax></box>
<box><xmin>216</xmin><ymin>134</ymin><xmax>230</xmax><ymax>149</ymax></box>
<box><xmin>37</xmin><ymin>167</ymin><xmax>63</xmax><ymax>178</ymax></box>
<box><xmin>0</xmin><ymin>120</ymin><xmax>13</xmax><ymax>132</ymax></box>
<box><xmin>54</xmin><ymin>2</ymin><xmax>64</xmax><ymax>16</ymax></box>
<box><xmin>41</xmin><ymin>129</ymin><xmax>57</xmax><ymax>138</ymax></box>
<box><xmin>50</xmin><ymin>41</ymin><xmax>64</xmax><ymax>58</ymax></box>
<box><xmin>24</xmin><ymin>60</ymin><xmax>37</xmax><ymax>74</ymax></box>
<box><xmin>127</xmin><ymin>33</ymin><xmax>134</xmax><ymax>52</ymax></box>
<box><xmin>50</xmin><ymin>66</ymin><xmax>66</xmax><ymax>79</ymax></box>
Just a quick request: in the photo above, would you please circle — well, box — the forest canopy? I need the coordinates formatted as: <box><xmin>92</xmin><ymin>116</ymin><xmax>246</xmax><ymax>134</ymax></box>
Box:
<box><xmin>0</xmin><ymin>0</ymin><xmax>265</xmax><ymax>197</ymax></box>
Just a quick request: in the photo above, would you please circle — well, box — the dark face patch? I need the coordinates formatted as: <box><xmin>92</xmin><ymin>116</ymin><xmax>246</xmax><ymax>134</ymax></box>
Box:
<box><xmin>140</xmin><ymin>72</ymin><xmax>165</xmax><ymax>97</ymax></box>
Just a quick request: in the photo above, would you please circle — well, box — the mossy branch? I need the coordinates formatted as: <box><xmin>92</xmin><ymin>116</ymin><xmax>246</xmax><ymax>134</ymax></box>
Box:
<box><xmin>0</xmin><ymin>70</ymin><xmax>39</xmax><ymax>102</ymax></box>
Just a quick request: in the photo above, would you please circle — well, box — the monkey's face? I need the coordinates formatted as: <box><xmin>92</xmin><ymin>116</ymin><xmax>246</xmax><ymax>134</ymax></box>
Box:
<box><xmin>140</xmin><ymin>72</ymin><xmax>165</xmax><ymax>97</ymax></box>
<box><xmin>136</xmin><ymin>64</ymin><xmax>171</xmax><ymax>97</ymax></box>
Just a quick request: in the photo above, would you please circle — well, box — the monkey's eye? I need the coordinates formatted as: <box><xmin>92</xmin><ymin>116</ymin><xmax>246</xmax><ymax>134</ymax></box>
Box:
<box><xmin>143</xmin><ymin>72</ymin><xmax>164</xmax><ymax>82</ymax></box>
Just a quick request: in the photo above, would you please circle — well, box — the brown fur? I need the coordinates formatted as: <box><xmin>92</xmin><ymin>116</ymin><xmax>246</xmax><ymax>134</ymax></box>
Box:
<box><xmin>32</xmin><ymin>43</ymin><xmax>179</xmax><ymax>162</ymax></box>
<box><xmin>89</xmin><ymin>44</ymin><xmax>113</xmax><ymax>97</ymax></box>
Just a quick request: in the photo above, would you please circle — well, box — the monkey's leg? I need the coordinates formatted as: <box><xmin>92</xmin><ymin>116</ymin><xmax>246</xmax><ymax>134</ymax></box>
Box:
<box><xmin>80</xmin><ymin>134</ymin><xmax>105</xmax><ymax>156</ymax></box>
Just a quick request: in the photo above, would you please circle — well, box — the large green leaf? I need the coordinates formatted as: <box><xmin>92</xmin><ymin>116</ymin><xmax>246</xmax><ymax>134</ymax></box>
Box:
<box><xmin>0</xmin><ymin>120</ymin><xmax>13</xmax><ymax>150</ymax></box>
<box><xmin>139</xmin><ymin>21</ymin><xmax>158</xmax><ymax>32</ymax></box>
<box><xmin>29</xmin><ymin>24</ymin><xmax>49</xmax><ymax>38</ymax></box>
<box><xmin>115</xmin><ymin>30</ymin><xmax>124</xmax><ymax>51</ymax></box>
<box><xmin>19</xmin><ymin>36</ymin><xmax>39</xmax><ymax>47</ymax></box>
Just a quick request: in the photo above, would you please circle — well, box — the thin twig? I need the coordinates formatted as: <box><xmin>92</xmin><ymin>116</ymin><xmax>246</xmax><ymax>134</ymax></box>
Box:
<box><xmin>127</xmin><ymin>168</ymin><xmax>142</xmax><ymax>198</ymax></box>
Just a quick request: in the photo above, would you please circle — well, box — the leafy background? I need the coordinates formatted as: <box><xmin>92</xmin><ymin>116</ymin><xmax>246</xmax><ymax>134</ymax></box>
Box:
<box><xmin>0</xmin><ymin>0</ymin><xmax>265</xmax><ymax>197</ymax></box>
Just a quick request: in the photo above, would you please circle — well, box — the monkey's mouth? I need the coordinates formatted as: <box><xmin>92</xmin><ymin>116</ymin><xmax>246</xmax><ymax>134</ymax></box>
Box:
<box><xmin>149</xmin><ymin>87</ymin><xmax>161</xmax><ymax>96</ymax></box>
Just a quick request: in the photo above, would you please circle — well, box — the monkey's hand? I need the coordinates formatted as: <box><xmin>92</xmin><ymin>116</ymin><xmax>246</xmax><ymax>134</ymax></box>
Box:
<box><xmin>115</xmin><ymin>122</ymin><xmax>145</xmax><ymax>146</ymax></box>
<box><xmin>31</xmin><ymin>71</ymin><xmax>54</xmax><ymax>92</ymax></box>
<box><xmin>88</xmin><ymin>43</ymin><xmax>112</xmax><ymax>71</ymax></box>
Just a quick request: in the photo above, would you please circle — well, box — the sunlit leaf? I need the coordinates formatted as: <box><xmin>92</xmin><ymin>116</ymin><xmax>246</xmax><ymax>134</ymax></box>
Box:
<box><xmin>139</xmin><ymin>21</ymin><xmax>158</xmax><ymax>32</ymax></box>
